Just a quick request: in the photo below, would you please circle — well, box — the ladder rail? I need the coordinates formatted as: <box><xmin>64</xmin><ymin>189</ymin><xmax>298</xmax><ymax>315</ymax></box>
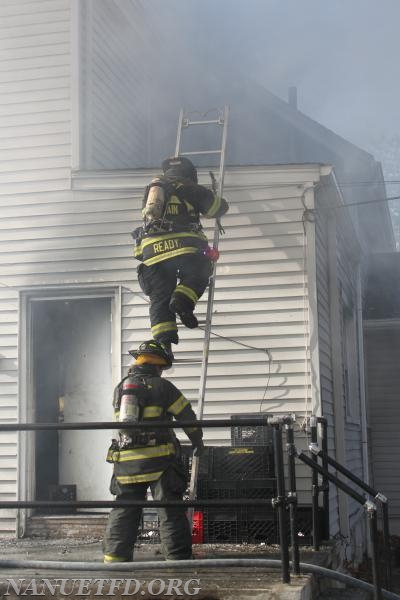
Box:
<box><xmin>197</xmin><ymin>105</ymin><xmax>228</xmax><ymax>422</ymax></box>
<box><xmin>174</xmin><ymin>108</ymin><xmax>185</xmax><ymax>157</ymax></box>
<box><xmin>173</xmin><ymin>106</ymin><xmax>229</xmax><ymax>504</ymax></box>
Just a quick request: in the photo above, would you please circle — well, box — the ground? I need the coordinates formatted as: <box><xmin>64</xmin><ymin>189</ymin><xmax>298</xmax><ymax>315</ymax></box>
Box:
<box><xmin>0</xmin><ymin>536</ymin><xmax>398</xmax><ymax>599</ymax></box>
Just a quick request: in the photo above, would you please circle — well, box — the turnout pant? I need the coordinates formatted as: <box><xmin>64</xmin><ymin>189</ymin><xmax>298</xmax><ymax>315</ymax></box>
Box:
<box><xmin>103</xmin><ymin>464</ymin><xmax>192</xmax><ymax>561</ymax></box>
<box><xmin>137</xmin><ymin>254</ymin><xmax>212</xmax><ymax>345</ymax></box>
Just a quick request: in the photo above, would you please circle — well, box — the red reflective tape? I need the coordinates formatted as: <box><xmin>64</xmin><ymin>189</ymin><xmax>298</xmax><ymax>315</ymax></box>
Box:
<box><xmin>123</xmin><ymin>383</ymin><xmax>140</xmax><ymax>389</ymax></box>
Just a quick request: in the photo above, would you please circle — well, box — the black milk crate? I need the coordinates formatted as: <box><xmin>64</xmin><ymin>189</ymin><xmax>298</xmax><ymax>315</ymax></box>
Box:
<box><xmin>231</xmin><ymin>413</ymin><xmax>273</xmax><ymax>447</ymax></box>
<box><xmin>240</xmin><ymin>506</ymin><xmax>278</xmax><ymax>544</ymax></box>
<box><xmin>138</xmin><ymin>508</ymin><xmax>160</xmax><ymax>544</ymax></box>
<box><xmin>209</xmin><ymin>446</ymin><xmax>274</xmax><ymax>480</ymax></box>
<box><xmin>198</xmin><ymin>478</ymin><xmax>277</xmax><ymax>502</ymax></box>
<box><xmin>203</xmin><ymin>508</ymin><xmax>240</xmax><ymax>543</ymax></box>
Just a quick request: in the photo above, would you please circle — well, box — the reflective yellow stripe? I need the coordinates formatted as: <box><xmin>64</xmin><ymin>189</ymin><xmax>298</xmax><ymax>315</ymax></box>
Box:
<box><xmin>151</xmin><ymin>321</ymin><xmax>177</xmax><ymax>336</ymax></box>
<box><xmin>144</xmin><ymin>247</ymin><xmax>198</xmax><ymax>266</ymax></box>
<box><xmin>175</xmin><ymin>284</ymin><xmax>198</xmax><ymax>304</ymax></box>
<box><xmin>204</xmin><ymin>194</ymin><xmax>222</xmax><ymax>218</ymax></box>
<box><xmin>114</xmin><ymin>410</ymin><xmax>120</xmax><ymax>419</ymax></box>
<box><xmin>168</xmin><ymin>394</ymin><xmax>189</xmax><ymax>416</ymax></box>
<box><xmin>138</xmin><ymin>231</ymin><xmax>206</xmax><ymax>251</ymax></box>
<box><xmin>106</xmin><ymin>448</ymin><xmax>119</xmax><ymax>463</ymax></box>
<box><xmin>104</xmin><ymin>554</ymin><xmax>129</xmax><ymax>563</ymax></box>
<box><xmin>118</xmin><ymin>443</ymin><xmax>175</xmax><ymax>461</ymax></box>
<box><xmin>143</xmin><ymin>406</ymin><xmax>163</xmax><ymax>418</ymax></box>
<box><xmin>116</xmin><ymin>471</ymin><xmax>163</xmax><ymax>484</ymax></box>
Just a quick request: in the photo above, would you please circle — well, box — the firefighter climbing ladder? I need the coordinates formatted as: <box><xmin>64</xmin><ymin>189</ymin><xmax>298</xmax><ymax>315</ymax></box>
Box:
<box><xmin>173</xmin><ymin>106</ymin><xmax>229</xmax><ymax>505</ymax></box>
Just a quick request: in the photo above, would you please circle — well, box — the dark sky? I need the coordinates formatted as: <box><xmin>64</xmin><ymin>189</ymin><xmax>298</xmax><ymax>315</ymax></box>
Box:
<box><xmin>160</xmin><ymin>0</ymin><xmax>400</xmax><ymax>153</ymax></box>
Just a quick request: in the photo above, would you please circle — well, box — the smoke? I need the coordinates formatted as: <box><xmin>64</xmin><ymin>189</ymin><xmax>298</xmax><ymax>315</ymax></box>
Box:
<box><xmin>153</xmin><ymin>0</ymin><xmax>400</xmax><ymax>149</ymax></box>
<box><xmin>78</xmin><ymin>0</ymin><xmax>400</xmax><ymax>244</ymax></box>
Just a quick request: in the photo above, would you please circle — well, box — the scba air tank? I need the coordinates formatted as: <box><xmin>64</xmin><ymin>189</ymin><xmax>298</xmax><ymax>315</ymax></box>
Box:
<box><xmin>143</xmin><ymin>181</ymin><xmax>166</xmax><ymax>221</ymax></box>
<box><xmin>119</xmin><ymin>378</ymin><xmax>142</xmax><ymax>447</ymax></box>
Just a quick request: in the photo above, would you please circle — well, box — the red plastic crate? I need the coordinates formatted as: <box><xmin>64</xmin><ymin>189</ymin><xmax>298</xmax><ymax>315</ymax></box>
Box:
<box><xmin>192</xmin><ymin>510</ymin><xmax>204</xmax><ymax>544</ymax></box>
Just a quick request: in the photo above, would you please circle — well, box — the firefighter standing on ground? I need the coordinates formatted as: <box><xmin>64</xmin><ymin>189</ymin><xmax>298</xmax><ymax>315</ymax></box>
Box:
<box><xmin>132</xmin><ymin>156</ymin><xmax>229</xmax><ymax>357</ymax></box>
<box><xmin>103</xmin><ymin>340</ymin><xmax>204</xmax><ymax>562</ymax></box>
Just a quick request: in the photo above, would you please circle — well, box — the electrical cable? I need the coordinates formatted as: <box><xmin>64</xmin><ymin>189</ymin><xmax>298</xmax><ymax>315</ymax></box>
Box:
<box><xmin>259</xmin><ymin>355</ymin><xmax>272</xmax><ymax>413</ymax></box>
<box><xmin>324</xmin><ymin>193</ymin><xmax>400</xmax><ymax>210</ymax></box>
<box><xmin>198</xmin><ymin>324</ymin><xmax>271</xmax><ymax>357</ymax></box>
<box><xmin>198</xmin><ymin>324</ymin><xmax>273</xmax><ymax>412</ymax></box>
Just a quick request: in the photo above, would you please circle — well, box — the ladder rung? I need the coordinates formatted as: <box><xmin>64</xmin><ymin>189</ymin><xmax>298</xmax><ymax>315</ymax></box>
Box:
<box><xmin>177</xmin><ymin>321</ymin><xmax>206</xmax><ymax>327</ymax></box>
<box><xmin>180</xmin><ymin>150</ymin><xmax>222</xmax><ymax>156</ymax></box>
<box><xmin>183</xmin><ymin>118</ymin><xmax>224</xmax><ymax>126</ymax></box>
<box><xmin>173</xmin><ymin>358</ymin><xmax>203</xmax><ymax>364</ymax></box>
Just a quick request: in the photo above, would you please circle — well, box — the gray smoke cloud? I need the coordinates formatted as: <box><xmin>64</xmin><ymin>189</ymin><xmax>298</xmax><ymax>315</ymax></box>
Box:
<box><xmin>155</xmin><ymin>0</ymin><xmax>400</xmax><ymax>151</ymax></box>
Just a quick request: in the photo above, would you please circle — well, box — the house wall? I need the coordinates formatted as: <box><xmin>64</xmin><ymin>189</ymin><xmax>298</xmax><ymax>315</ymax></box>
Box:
<box><xmin>336</xmin><ymin>226</ymin><xmax>365</xmax><ymax>532</ymax></box>
<box><xmin>0</xmin><ymin>162</ymin><xmax>326</xmax><ymax>534</ymax></box>
<box><xmin>78</xmin><ymin>0</ymin><xmax>155</xmax><ymax>169</ymax></box>
<box><xmin>0</xmin><ymin>0</ymin><xmax>371</xmax><ymax>545</ymax></box>
<box><xmin>0</xmin><ymin>0</ymin><xmax>71</xmax><ymax>195</ymax></box>
<box><xmin>364</xmin><ymin>321</ymin><xmax>400</xmax><ymax>534</ymax></box>
<box><xmin>315</xmin><ymin>182</ymin><xmax>366</xmax><ymax>541</ymax></box>
<box><xmin>315</xmin><ymin>197</ymin><xmax>340</xmax><ymax>537</ymax></box>
<box><xmin>0</xmin><ymin>0</ymin><xmax>72</xmax><ymax>535</ymax></box>
<box><xmin>73</xmin><ymin>165</ymin><xmax>327</xmax><ymax>507</ymax></box>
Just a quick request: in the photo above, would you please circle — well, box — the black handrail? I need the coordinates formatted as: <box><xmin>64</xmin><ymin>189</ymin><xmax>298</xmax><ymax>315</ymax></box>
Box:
<box><xmin>309</xmin><ymin>442</ymin><xmax>392</xmax><ymax>591</ymax></box>
<box><xmin>296</xmin><ymin>448</ymin><xmax>383</xmax><ymax>600</ymax></box>
<box><xmin>309</xmin><ymin>416</ymin><xmax>330</xmax><ymax>551</ymax></box>
<box><xmin>310</xmin><ymin>416</ymin><xmax>320</xmax><ymax>550</ymax></box>
<box><xmin>272</xmin><ymin>425</ymin><xmax>290</xmax><ymax>583</ymax></box>
<box><xmin>0</xmin><ymin>415</ymin><xmax>291</xmax><ymax>586</ymax></box>
<box><xmin>0</xmin><ymin>417</ymin><xmax>276</xmax><ymax>431</ymax></box>
<box><xmin>317</xmin><ymin>417</ymin><xmax>330</xmax><ymax>540</ymax></box>
<box><xmin>0</xmin><ymin>414</ymin><xmax>391</xmax><ymax>598</ymax></box>
<box><xmin>285</xmin><ymin>423</ymin><xmax>300</xmax><ymax>575</ymax></box>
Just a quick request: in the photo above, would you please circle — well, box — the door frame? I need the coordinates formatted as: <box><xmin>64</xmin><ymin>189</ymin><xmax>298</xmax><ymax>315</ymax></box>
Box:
<box><xmin>18</xmin><ymin>285</ymin><xmax>121</xmax><ymax>537</ymax></box>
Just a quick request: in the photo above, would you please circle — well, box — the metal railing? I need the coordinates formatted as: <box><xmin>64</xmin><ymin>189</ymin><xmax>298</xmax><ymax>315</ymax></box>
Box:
<box><xmin>307</xmin><ymin>415</ymin><xmax>392</xmax><ymax>592</ymax></box>
<box><xmin>0</xmin><ymin>415</ymin><xmax>396</xmax><ymax>600</ymax></box>
<box><xmin>286</xmin><ymin>417</ymin><xmax>392</xmax><ymax>600</ymax></box>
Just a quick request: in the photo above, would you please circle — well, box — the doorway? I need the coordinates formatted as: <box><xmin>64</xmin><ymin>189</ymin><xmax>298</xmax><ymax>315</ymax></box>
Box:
<box><xmin>30</xmin><ymin>296</ymin><xmax>115</xmax><ymax>512</ymax></box>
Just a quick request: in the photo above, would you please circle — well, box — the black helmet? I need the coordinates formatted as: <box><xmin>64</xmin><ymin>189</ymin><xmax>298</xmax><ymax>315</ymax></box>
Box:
<box><xmin>128</xmin><ymin>340</ymin><xmax>173</xmax><ymax>369</ymax></box>
<box><xmin>162</xmin><ymin>156</ymin><xmax>198</xmax><ymax>183</ymax></box>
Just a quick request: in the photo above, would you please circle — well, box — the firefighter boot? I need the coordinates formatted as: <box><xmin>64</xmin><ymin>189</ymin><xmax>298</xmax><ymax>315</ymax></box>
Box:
<box><xmin>169</xmin><ymin>296</ymin><xmax>198</xmax><ymax>329</ymax></box>
<box><xmin>159</xmin><ymin>341</ymin><xmax>175</xmax><ymax>363</ymax></box>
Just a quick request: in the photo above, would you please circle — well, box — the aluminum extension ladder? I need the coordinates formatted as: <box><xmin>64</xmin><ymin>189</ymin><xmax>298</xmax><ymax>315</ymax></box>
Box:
<box><xmin>174</xmin><ymin>106</ymin><xmax>229</xmax><ymax>505</ymax></box>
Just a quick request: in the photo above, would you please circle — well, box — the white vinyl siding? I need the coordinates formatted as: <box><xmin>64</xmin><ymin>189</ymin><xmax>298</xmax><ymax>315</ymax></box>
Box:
<box><xmin>314</xmin><ymin>197</ymin><xmax>339</xmax><ymax>536</ymax></box>
<box><xmin>365</xmin><ymin>323</ymin><xmax>400</xmax><ymax>533</ymax></box>
<box><xmin>0</xmin><ymin>288</ymin><xmax>18</xmax><ymax>534</ymax></box>
<box><xmin>336</xmin><ymin>230</ymin><xmax>364</xmax><ymax>528</ymax></box>
<box><xmin>0</xmin><ymin>0</ymin><xmax>71</xmax><ymax>196</ymax></box>
<box><xmin>78</xmin><ymin>0</ymin><xmax>152</xmax><ymax>169</ymax></box>
<box><xmin>0</xmin><ymin>0</ymin><xmax>71</xmax><ymax>534</ymax></box>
